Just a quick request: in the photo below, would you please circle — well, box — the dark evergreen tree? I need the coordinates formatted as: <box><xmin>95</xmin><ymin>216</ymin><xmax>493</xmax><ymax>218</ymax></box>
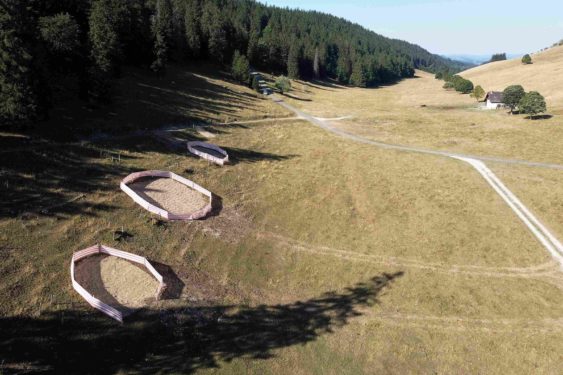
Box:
<box><xmin>287</xmin><ymin>42</ymin><xmax>300</xmax><ymax>79</ymax></box>
<box><xmin>336</xmin><ymin>47</ymin><xmax>352</xmax><ymax>83</ymax></box>
<box><xmin>350</xmin><ymin>59</ymin><xmax>367</xmax><ymax>87</ymax></box>
<box><xmin>0</xmin><ymin>0</ymin><xmax>38</xmax><ymax>126</ymax></box>
<box><xmin>231</xmin><ymin>50</ymin><xmax>250</xmax><ymax>83</ymax></box>
<box><xmin>39</xmin><ymin>13</ymin><xmax>80</xmax><ymax>54</ymax></box>
<box><xmin>202</xmin><ymin>1</ymin><xmax>226</xmax><ymax>63</ymax></box>
<box><xmin>151</xmin><ymin>0</ymin><xmax>173</xmax><ymax>72</ymax></box>
<box><xmin>184</xmin><ymin>0</ymin><xmax>201</xmax><ymax>58</ymax></box>
<box><xmin>89</xmin><ymin>0</ymin><xmax>123</xmax><ymax>74</ymax></box>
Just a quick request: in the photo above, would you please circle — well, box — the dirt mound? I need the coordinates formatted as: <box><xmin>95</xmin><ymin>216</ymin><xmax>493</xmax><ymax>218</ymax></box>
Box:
<box><xmin>74</xmin><ymin>254</ymin><xmax>159</xmax><ymax>310</ymax></box>
<box><xmin>128</xmin><ymin>177</ymin><xmax>209</xmax><ymax>215</ymax></box>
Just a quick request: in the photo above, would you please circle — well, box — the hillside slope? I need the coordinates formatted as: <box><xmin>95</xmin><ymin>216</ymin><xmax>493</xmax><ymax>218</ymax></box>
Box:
<box><xmin>460</xmin><ymin>46</ymin><xmax>563</xmax><ymax>111</ymax></box>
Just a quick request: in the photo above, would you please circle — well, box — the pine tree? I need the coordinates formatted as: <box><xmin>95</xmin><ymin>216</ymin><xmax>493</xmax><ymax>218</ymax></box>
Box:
<box><xmin>88</xmin><ymin>0</ymin><xmax>124</xmax><ymax>101</ymax></box>
<box><xmin>39</xmin><ymin>13</ymin><xmax>80</xmax><ymax>55</ymax></box>
<box><xmin>350</xmin><ymin>59</ymin><xmax>367</xmax><ymax>87</ymax></box>
<box><xmin>287</xmin><ymin>43</ymin><xmax>300</xmax><ymax>79</ymax></box>
<box><xmin>247</xmin><ymin>30</ymin><xmax>259</xmax><ymax>65</ymax></box>
<box><xmin>202</xmin><ymin>1</ymin><xmax>226</xmax><ymax>63</ymax></box>
<box><xmin>0</xmin><ymin>0</ymin><xmax>38</xmax><ymax>126</ymax></box>
<box><xmin>336</xmin><ymin>48</ymin><xmax>351</xmax><ymax>83</ymax></box>
<box><xmin>89</xmin><ymin>0</ymin><xmax>122</xmax><ymax>74</ymax></box>
<box><xmin>313</xmin><ymin>47</ymin><xmax>320</xmax><ymax>79</ymax></box>
<box><xmin>184</xmin><ymin>0</ymin><xmax>201</xmax><ymax>58</ymax></box>
<box><xmin>151</xmin><ymin>0</ymin><xmax>173</xmax><ymax>72</ymax></box>
<box><xmin>231</xmin><ymin>50</ymin><xmax>250</xmax><ymax>83</ymax></box>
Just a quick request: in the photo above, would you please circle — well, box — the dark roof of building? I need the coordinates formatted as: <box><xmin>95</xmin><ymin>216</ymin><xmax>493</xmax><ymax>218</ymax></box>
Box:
<box><xmin>485</xmin><ymin>91</ymin><xmax>504</xmax><ymax>103</ymax></box>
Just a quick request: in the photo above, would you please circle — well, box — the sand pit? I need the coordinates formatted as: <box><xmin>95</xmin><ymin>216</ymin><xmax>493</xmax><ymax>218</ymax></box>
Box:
<box><xmin>129</xmin><ymin>177</ymin><xmax>208</xmax><ymax>215</ymax></box>
<box><xmin>188</xmin><ymin>141</ymin><xmax>229</xmax><ymax>165</ymax></box>
<box><xmin>71</xmin><ymin>244</ymin><xmax>166</xmax><ymax>322</ymax></box>
<box><xmin>74</xmin><ymin>255</ymin><xmax>159</xmax><ymax>309</ymax></box>
<box><xmin>120</xmin><ymin>170</ymin><xmax>213</xmax><ymax>220</ymax></box>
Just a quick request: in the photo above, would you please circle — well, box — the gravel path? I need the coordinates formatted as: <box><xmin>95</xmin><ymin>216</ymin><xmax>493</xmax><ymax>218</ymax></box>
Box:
<box><xmin>272</xmin><ymin>95</ymin><xmax>563</xmax><ymax>170</ymax></box>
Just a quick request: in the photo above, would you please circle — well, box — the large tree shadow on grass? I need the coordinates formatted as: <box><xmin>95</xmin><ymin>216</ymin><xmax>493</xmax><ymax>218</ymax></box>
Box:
<box><xmin>0</xmin><ymin>143</ymin><xmax>129</xmax><ymax>218</ymax></box>
<box><xmin>0</xmin><ymin>272</ymin><xmax>402</xmax><ymax>374</ymax></box>
<box><xmin>223</xmin><ymin>147</ymin><xmax>298</xmax><ymax>165</ymax></box>
<box><xmin>39</xmin><ymin>64</ymin><xmax>269</xmax><ymax>143</ymax></box>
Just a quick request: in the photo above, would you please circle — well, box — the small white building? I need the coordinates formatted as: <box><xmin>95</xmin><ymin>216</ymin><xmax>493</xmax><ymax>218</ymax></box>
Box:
<box><xmin>484</xmin><ymin>91</ymin><xmax>505</xmax><ymax>109</ymax></box>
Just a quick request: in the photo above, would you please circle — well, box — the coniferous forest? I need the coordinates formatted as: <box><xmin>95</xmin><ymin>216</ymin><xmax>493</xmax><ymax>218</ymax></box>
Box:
<box><xmin>0</xmin><ymin>0</ymin><xmax>469</xmax><ymax>126</ymax></box>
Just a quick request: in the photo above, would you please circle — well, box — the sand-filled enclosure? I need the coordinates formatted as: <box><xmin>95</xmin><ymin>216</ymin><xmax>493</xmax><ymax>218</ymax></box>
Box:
<box><xmin>120</xmin><ymin>170</ymin><xmax>213</xmax><ymax>220</ymax></box>
<box><xmin>71</xmin><ymin>245</ymin><xmax>166</xmax><ymax>322</ymax></box>
<box><xmin>188</xmin><ymin>141</ymin><xmax>229</xmax><ymax>165</ymax></box>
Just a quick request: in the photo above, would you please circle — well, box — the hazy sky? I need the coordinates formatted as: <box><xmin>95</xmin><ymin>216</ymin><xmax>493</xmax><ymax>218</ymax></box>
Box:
<box><xmin>259</xmin><ymin>0</ymin><xmax>563</xmax><ymax>55</ymax></box>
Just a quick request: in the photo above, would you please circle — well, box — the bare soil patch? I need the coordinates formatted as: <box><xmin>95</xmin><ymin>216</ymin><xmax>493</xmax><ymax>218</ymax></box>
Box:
<box><xmin>128</xmin><ymin>177</ymin><xmax>208</xmax><ymax>215</ymax></box>
<box><xmin>74</xmin><ymin>254</ymin><xmax>159</xmax><ymax>310</ymax></box>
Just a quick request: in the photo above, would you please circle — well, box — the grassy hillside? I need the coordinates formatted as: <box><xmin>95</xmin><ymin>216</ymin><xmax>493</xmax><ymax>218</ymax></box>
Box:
<box><xmin>460</xmin><ymin>46</ymin><xmax>563</xmax><ymax>112</ymax></box>
<box><xmin>1</xmin><ymin>65</ymin><xmax>563</xmax><ymax>374</ymax></box>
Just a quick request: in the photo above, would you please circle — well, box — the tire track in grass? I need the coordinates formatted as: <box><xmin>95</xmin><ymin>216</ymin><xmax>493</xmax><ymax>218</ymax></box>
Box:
<box><xmin>257</xmin><ymin>232</ymin><xmax>563</xmax><ymax>284</ymax></box>
<box><xmin>364</xmin><ymin>312</ymin><xmax>563</xmax><ymax>333</ymax></box>
<box><xmin>257</xmin><ymin>231</ymin><xmax>563</xmax><ymax>332</ymax></box>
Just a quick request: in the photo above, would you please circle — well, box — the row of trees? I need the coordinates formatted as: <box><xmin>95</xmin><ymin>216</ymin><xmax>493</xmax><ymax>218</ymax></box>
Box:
<box><xmin>435</xmin><ymin>72</ymin><xmax>474</xmax><ymax>94</ymax></box>
<box><xmin>1</xmin><ymin>0</ymin><xmax>468</xmax><ymax>127</ymax></box>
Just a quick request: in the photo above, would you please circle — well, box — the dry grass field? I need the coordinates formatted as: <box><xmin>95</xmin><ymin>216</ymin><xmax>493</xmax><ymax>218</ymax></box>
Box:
<box><xmin>1</xmin><ymin>64</ymin><xmax>563</xmax><ymax>374</ymax></box>
<box><xmin>460</xmin><ymin>45</ymin><xmax>563</xmax><ymax>113</ymax></box>
<box><xmin>283</xmin><ymin>69</ymin><xmax>563</xmax><ymax>165</ymax></box>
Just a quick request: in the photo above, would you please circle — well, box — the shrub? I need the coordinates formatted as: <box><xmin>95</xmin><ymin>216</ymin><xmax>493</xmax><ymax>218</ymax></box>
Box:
<box><xmin>521</xmin><ymin>54</ymin><xmax>532</xmax><ymax>64</ymax></box>
<box><xmin>434</xmin><ymin>72</ymin><xmax>443</xmax><ymax>80</ymax></box>
<box><xmin>519</xmin><ymin>91</ymin><xmax>546</xmax><ymax>119</ymax></box>
<box><xmin>443</xmin><ymin>81</ymin><xmax>454</xmax><ymax>89</ymax></box>
<box><xmin>503</xmin><ymin>85</ymin><xmax>526</xmax><ymax>113</ymax></box>
<box><xmin>275</xmin><ymin>75</ymin><xmax>291</xmax><ymax>93</ymax></box>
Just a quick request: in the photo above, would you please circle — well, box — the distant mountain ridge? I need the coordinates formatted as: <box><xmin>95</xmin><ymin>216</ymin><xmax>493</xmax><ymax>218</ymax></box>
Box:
<box><xmin>443</xmin><ymin>53</ymin><xmax>524</xmax><ymax>66</ymax></box>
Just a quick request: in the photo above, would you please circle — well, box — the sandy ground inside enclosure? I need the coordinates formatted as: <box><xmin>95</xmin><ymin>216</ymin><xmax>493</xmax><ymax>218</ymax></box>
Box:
<box><xmin>193</xmin><ymin>145</ymin><xmax>226</xmax><ymax>159</ymax></box>
<box><xmin>129</xmin><ymin>177</ymin><xmax>209</xmax><ymax>214</ymax></box>
<box><xmin>74</xmin><ymin>255</ymin><xmax>159</xmax><ymax>310</ymax></box>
